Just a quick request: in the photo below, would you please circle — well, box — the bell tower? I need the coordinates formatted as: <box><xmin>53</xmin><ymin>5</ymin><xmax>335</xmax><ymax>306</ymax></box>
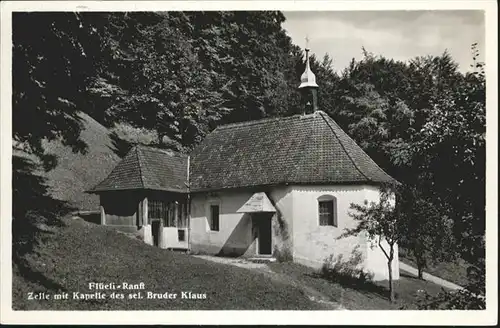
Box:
<box><xmin>298</xmin><ymin>42</ymin><xmax>319</xmax><ymax>114</ymax></box>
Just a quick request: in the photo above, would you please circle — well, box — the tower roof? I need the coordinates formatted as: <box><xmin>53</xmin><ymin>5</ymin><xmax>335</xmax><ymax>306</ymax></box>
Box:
<box><xmin>298</xmin><ymin>48</ymin><xmax>319</xmax><ymax>89</ymax></box>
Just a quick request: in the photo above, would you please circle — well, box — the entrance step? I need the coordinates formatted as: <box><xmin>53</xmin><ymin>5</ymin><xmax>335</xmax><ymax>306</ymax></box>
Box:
<box><xmin>247</xmin><ymin>257</ymin><xmax>277</xmax><ymax>263</ymax></box>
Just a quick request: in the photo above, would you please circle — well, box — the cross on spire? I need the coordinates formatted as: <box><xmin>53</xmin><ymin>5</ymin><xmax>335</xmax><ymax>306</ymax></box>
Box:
<box><xmin>305</xmin><ymin>35</ymin><xmax>310</xmax><ymax>50</ymax></box>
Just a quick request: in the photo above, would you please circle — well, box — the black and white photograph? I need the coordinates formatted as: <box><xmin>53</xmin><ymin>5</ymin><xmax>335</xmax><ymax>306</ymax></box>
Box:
<box><xmin>0</xmin><ymin>0</ymin><xmax>497</xmax><ymax>325</ymax></box>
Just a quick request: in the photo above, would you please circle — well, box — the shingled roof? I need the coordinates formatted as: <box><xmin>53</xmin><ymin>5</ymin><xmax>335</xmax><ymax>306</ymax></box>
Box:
<box><xmin>189</xmin><ymin>110</ymin><xmax>397</xmax><ymax>192</ymax></box>
<box><xmin>88</xmin><ymin>145</ymin><xmax>188</xmax><ymax>193</ymax></box>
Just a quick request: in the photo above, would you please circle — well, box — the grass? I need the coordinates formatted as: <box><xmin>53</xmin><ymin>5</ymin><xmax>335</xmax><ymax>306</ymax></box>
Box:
<box><xmin>12</xmin><ymin>216</ymin><xmax>453</xmax><ymax>310</ymax></box>
<box><xmin>267</xmin><ymin>262</ymin><xmax>448</xmax><ymax>310</ymax></box>
<box><xmin>12</xmin><ymin>217</ymin><xmax>318</xmax><ymax>310</ymax></box>
<box><xmin>15</xmin><ymin>112</ymin><xmax>121</xmax><ymax>212</ymax></box>
<box><xmin>398</xmin><ymin>250</ymin><xmax>470</xmax><ymax>287</ymax></box>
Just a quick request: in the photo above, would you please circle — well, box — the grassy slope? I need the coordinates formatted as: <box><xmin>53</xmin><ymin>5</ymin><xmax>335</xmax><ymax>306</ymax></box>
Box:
<box><xmin>12</xmin><ymin>216</ymin><xmax>448</xmax><ymax>310</ymax></box>
<box><xmin>13</xmin><ymin>218</ymin><xmax>318</xmax><ymax>310</ymax></box>
<box><xmin>398</xmin><ymin>255</ymin><xmax>470</xmax><ymax>287</ymax></box>
<box><xmin>268</xmin><ymin>262</ymin><xmax>447</xmax><ymax>310</ymax></box>
<box><xmin>39</xmin><ymin>112</ymin><xmax>121</xmax><ymax>211</ymax></box>
<box><xmin>398</xmin><ymin>247</ymin><xmax>470</xmax><ymax>287</ymax></box>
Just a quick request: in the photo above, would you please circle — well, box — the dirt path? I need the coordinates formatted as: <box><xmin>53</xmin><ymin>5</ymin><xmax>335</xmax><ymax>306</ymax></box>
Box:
<box><xmin>399</xmin><ymin>262</ymin><xmax>464</xmax><ymax>291</ymax></box>
<box><xmin>193</xmin><ymin>255</ymin><xmax>345</xmax><ymax>310</ymax></box>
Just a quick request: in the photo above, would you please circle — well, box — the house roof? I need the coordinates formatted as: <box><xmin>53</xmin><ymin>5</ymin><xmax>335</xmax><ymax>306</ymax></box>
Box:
<box><xmin>90</xmin><ymin>111</ymin><xmax>397</xmax><ymax>195</ymax></box>
<box><xmin>88</xmin><ymin>145</ymin><xmax>188</xmax><ymax>193</ymax></box>
<box><xmin>189</xmin><ymin>110</ymin><xmax>398</xmax><ymax>192</ymax></box>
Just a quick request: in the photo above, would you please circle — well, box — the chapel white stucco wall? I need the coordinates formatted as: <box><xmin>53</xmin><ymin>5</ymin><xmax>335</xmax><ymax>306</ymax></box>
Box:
<box><xmin>364</xmin><ymin>186</ymin><xmax>400</xmax><ymax>281</ymax></box>
<box><xmin>269</xmin><ymin>187</ymin><xmax>294</xmax><ymax>260</ymax></box>
<box><xmin>188</xmin><ymin>185</ymin><xmax>398</xmax><ymax>281</ymax></box>
<box><xmin>290</xmin><ymin>185</ymin><xmax>399</xmax><ymax>281</ymax></box>
<box><xmin>189</xmin><ymin>191</ymin><xmax>256</xmax><ymax>256</ymax></box>
<box><xmin>189</xmin><ymin>187</ymin><xmax>294</xmax><ymax>257</ymax></box>
<box><xmin>159</xmin><ymin>227</ymin><xmax>189</xmax><ymax>249</ymax></box>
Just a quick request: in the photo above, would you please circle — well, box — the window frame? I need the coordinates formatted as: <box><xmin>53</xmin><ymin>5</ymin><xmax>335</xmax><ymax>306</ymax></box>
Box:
<box><xmin>209</xmin><ymin>204</ymin><xmax>220</xmax><ymax>232</ymax></box>
<box><xmin>317</xmin><ymin>195</ymin><xmax>338</xmax><ymax>227</ymax></box>
<box><xmin>148</xmin><ymin>198</ymin><xmax>188</xmax><ymax>228</ymax></box>
<box><xmin>178</xmin><ymin>229</ymin><xmax>186</xmax><ymax>241</ymax></box>
<box><xmin>148</xmin><ymin>199</ymin><xmax>167</xmax><ymax>224</ymax></box>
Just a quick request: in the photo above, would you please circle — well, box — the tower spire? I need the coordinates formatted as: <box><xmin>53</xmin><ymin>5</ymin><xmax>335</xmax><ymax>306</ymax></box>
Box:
<box><xmin>299</xmin><ymin>43</ymin><xmax>319</xmax><ymax>113</ymax></box>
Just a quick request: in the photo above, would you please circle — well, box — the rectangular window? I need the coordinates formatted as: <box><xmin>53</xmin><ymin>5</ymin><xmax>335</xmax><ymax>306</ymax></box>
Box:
<box><xmin>148</xmin><ymin>199</ymin><xmax>188</xmax><ymax>228</ymax></box>
<box><xmin>319</xmin><ymin>200</ymin><xmax>337</xmax><ymax>227</ymax></box>
<box><xmin>209</xmin><ymin>205</ymin><xmax>220</xmax><ymax>231</ymax></box>
<box><xmin>148</xmin><ymin>200</ymin><xmax>166</xmax><ymax>224</ymax></box>
<box><xmin>165</xmin><ymin>202</ymin><xmax>176</xmax><ymax>227</ymax></box>
<box><xmin>178</xmin><ymin>229</ymin><xmax>186</xmax><ymax>241</ymax></box>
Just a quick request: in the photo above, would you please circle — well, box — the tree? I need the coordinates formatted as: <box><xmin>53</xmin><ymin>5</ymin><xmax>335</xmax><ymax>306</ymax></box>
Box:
<box><xmin>187</xmin><ymin>11</ymin><xmax>298</xmax><ymax>123</ymax></box>
<box><xmin>12</xmin><ymin>12</ymin><xmax>106</xmax><ymax>167</ymax></box>
<box><xmin>332</xmin><ymin>48</ymin><xmax>485</xmax><ymax>287</ymax></box>
<box><xmin>409</xmin><ymin>46</ymin><xmax>485</xmax><ymax>268</ymax></box>
<box><xmin>89</xmin><ymin>11</ymin><xmax>300</xmax><ymax>152</ymax></box>
<box><xmin>340</xmin><ymin>185</ymin><xmax>400</xmax><ymax>302</ymax></box>
<box><xmin>398</xmin><ymin>186</ymin><xmax>457</xmax><ymax>279</ymax></box>
<box><xmin>12</xmin><ymin>12</ymin><xmax>110</xmax><ymax>260</ymax></box>
<box><xmin>333</xmin><ymin>50</ymin><xmax>415</xmax><ymax>183</ymax></box>
<box><xmin>86</xmin><ymin>12</ymin><xmax>230</xmax><ymax>153</ymax></box>
<box><xmin>416</xmin><ymin>255</ymin><xmax>485</xmax><ymax>310</ymax></box>
<box><xmin>309</xmin><ymin>53</ymin><xmax>342</xmax><ymax>116</ymax></box>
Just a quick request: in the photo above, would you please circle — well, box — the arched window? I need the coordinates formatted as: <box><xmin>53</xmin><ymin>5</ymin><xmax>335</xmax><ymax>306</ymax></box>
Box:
<box><xmin>318</xmin><ymin>195</ymin><xmax>337</xmax><ymax>227</ymax></box>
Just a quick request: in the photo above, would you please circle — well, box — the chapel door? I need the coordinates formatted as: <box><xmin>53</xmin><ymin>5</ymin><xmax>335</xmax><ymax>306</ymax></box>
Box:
<box><xmin>257</xmin><ymin>216</ymin><xmax>272</xmax><ymax>255</ymax></box>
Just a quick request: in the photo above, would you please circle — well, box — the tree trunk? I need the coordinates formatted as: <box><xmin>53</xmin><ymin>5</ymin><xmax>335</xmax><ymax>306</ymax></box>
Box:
<box><xmin>388</xmin><ymin>259</ymin><xmax>394</xmax><ymax>302</ymax></box>
<box><xmin>388</xmin><ymin>246</ymin><xmax>395</xmax><ymax>302</ymax></box>
<box><xmin>416</xmin><ymin>253</ymin><xmax>425</xmax><ymax>280</ymax></box>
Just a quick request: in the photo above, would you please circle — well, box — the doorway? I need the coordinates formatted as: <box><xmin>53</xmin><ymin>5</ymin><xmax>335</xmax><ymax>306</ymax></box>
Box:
<box><xmin>256</xmin><ymin>215</ymin><xmax>272</xmax><ymax>255</ymax></box>
<box><xmin>151</xmin><ymin>220</ymin><xmax>161</xmax><ymax>247</ymax></box>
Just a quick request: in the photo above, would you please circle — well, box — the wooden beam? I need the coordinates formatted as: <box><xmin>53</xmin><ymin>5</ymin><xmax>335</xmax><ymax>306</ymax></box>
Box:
<box><xmin>143</xmin><ymin>197</ymin><xmax>148</xmax><ymax>226</ymax></box>
<box><xmin>100</xmin><ymin>206</ymin><xmax>106</xmax><ymax>225</ymax></box>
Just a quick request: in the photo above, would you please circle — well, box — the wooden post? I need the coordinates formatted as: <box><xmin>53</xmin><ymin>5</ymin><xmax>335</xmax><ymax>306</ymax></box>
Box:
<box><xmin>174</xmin><ymin>202</ymin><xmax>179</xmax><ymax>227</ymax></box>
<box><xmin>137</xmin><ymin>198</ymin><xmax>142</xmax><ymax>227</ymax></box>
<box><xmin>142</xmin><ymin>196</ymin><xmax>153</xmax><ymax>245</ymax></box>
<box><xmin>100</xmin><ymin>205</ymin><xmax>106</xmax><ymax>225</ymax></box>
<box><xmin>143</xmin><ymin>197</ymin><xmax>148</xmax><ymax>226</ymax></box>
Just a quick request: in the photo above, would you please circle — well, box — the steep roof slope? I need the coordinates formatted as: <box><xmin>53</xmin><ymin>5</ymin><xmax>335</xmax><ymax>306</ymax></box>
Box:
<box><xmin>89</xmin><ymin>145</ymin><xmax>188</xmax><ymax>193</ymax></box>
<box><xmin>189</xmin><ymin>110</ymin><xmax>397</xmax><ymax>192</ymax></box>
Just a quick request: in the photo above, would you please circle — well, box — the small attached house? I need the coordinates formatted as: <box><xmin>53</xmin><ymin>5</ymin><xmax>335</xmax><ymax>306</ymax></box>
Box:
<box><xmin>89</xmin><ymin>146</ymin><xmax>190</xmax><ymax>249</ymax></box>
<box><xmin>88</xmin><ymin>48</ymin><xmax>400</xmax><ymax>281</ymax></box>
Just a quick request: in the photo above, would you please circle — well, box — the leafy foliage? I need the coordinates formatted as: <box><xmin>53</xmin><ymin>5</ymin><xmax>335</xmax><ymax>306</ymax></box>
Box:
<box><xmin>87</xmin><ymin>11</ymin><xmax>299</xmax><ymax>153</ymax></box>
<box><xmin>332</xmin><ymin>47</ymin><xmax>485</xmax><ymax>291</ymax></box>
<box><xmin>12</xmin><ymin>12</ymin><xmax>103</xmax><ymax>168</ymax></box>
<box><xmin>416</xmin><ymin>287</ymin><xmax>485</xmax><ymax>310</ymax></box>
<box><xmin>340</xmin><ymin>186</ymin><xmax>399</xmax><ymax>302</ymax></box>
<box><xmin>12</xmin><ymin>12</ymin><xmax>110</xmax><ymax>265</ymax></box>
<box><xmin>397</xmin><ymin>186</ymin><xmax>457</xmax><ymax>279</ymax></box>
<box><xmin>321</xmin><ymin>247</ymin><xmax>374</xmax><ymax>286</ymax></box>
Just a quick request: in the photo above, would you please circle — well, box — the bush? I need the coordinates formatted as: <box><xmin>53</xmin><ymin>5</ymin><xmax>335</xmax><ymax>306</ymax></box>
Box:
<box><xmin>416</xmin><ymin>260</ymin><xmax>485</xmax><ymax>310</ymax></box>
<box><xmin>274</xmin><ymin>245</ymin><xmax>293</xmax><ymax>262</ymax></box>
<box><xmin>416</xmin><ymin>288</ymin><xmax>485</xmax><ymax>310</ymax></box>
<box><xmin>321</xmin><ymin>249</ymin><xmax>374</xmax><ymax>287</ymax></box>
